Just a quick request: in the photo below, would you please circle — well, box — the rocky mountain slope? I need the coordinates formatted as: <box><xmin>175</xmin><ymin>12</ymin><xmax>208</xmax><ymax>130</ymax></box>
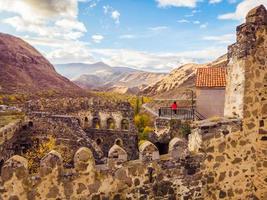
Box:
<box><xmin>55</xmin><ymin>62</ymin><xmax>166</xmax><ymax>94</ymax></box>
<box><xmin>141</xmin><ymin>55</ymin><xmax>228</xmax><ymax>98</ymax></box>
<box><xmin>0</xmin><ymin>33</ymin><xmax>81</xmax><ymax>94</ymax></box>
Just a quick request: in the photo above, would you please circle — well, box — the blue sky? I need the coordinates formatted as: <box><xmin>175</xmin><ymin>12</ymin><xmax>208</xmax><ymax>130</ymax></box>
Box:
<box><xmin>0</xmin><ymin>0</ymin><xmax>266</xmax><ymax>72</ymax></box>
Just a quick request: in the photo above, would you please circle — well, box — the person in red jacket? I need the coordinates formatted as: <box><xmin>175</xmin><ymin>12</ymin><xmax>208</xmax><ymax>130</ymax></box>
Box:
<box><xmin>171</xmin><ymin>101</ymin><xmax>178</xmax><ymax>115</ymax></box>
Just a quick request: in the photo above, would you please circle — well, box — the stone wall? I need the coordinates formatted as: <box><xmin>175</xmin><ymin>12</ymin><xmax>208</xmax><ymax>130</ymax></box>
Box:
<box><xmin>0</xmin><ymin>141</ymin><xmax>204</xmax><ymax>200</ymax></box>
<box><xmin>0</xmin><ymin>117</ymin><xmax>29</xmax><ymax>165</ymax></box>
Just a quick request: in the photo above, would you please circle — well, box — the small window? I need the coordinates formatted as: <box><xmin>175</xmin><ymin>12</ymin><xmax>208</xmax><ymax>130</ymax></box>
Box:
<box><xmin>92</xmin><ymin>118</ymin><xmax>100</xmax><ymax>129</ymax></box>
<box><xmin>107</xmin><ymin>118</ymin><xmax>115</xmax><ymax>129</ymax></box>
<box><xmin>85</xmin><ymin>117</ymin><xmax>88</xmax><ymax>122</ymax></box>
<box><xmin>28</xmin><ymin>121</ymin><xmax>33</xmax><ymax>127</ymax></box>
<box><xmin>121</xmin><ymin>119</ymin><xmax>129</xmax><ymax>130</ymax></box>
<box><xmin>96</xmin><ymin>138</ymin><xmax>102</xmax><ymax>145</ymax></box>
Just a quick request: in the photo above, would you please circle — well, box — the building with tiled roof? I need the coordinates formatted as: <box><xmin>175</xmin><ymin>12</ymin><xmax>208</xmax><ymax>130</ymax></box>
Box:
<box><xmin>195</xmin><ymin>67</ymin><xmax>227</xmax><ymax>118</ymax></box>
<box><xmin>196</xmin><ymin>67</ymin><xmax>226</xmax><ymax>88</ymax></box>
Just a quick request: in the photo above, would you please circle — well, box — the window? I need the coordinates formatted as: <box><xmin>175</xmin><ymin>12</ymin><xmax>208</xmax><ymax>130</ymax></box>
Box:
<box><xmin>85</xmin><ymin>117</ymin><xmax>88</xmax><ymax>122</ymax></box>
<box><xmin>107</xmin><ymin>118</ymin><xmax>115</xmax><ymax>129</ymax></box>
<box><xmin>121</xmin><ymin>119</ymin><xmax>129</xmax><ymax>130</ymax></box>
<box><xmin>92</xmin><ymin>118</ymin><xmax>100</xmax><ymax>129</ymax></box>
<box><xmin>115</xmin><ymin>138</ymin><xmax>123</xmax><ymax>146</ymax></box>
<box><xmin>28</xmin><ymin>121</ymin><xmax>33</xmax><ymax>127</ymax></box>
<box><xmin>96</xmin><ymin>138</ymin><xmax>102</xmax><ymax>145</ymax></box>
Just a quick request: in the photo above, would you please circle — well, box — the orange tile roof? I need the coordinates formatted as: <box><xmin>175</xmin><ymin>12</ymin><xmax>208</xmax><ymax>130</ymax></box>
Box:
<box><xmin>196</xmin><ymin>67</ymin><xmax>226</xmax><ymax>88</ymax></box>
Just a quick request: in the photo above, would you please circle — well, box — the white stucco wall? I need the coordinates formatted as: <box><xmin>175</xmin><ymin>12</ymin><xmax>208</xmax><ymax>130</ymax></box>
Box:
<box><xmin>196</xmin><ymin>88</ymin><xmax>225</xmax><ymax>118</ymax></box>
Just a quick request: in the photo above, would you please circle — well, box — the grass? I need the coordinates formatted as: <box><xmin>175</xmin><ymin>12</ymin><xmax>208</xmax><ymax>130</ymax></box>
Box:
<box><xmin>0</xmin><ymin>111</ymin><xmax>25</xmax><ymax>128</ymax></box>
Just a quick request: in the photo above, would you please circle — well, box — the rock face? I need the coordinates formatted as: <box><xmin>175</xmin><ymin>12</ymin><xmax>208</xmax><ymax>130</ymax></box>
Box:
<box><xmin>141</xmin><ymin>55</ymin><xmax>228</xmax><ymax>98</ymax></box>
<box><xmin>0</xmin><ymin>33</ymin><xmax>81</xmax><ymax>94</ymax></box>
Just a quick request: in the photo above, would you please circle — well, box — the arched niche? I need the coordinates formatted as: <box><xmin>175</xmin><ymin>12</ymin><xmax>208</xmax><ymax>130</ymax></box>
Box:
<box><xmin>107</xmin><ymin>118</ymin><xmax>115</xmax><ymax>130</ymax></box>
<box><xmin>121</xmin><ymin>119</ymin><xmax>129</xmax><ymax>130</ymax></box>
<box><xmin>92</xmin><ymin>117</ymin><xmax>101</xmax><ymax>129</ymax></box>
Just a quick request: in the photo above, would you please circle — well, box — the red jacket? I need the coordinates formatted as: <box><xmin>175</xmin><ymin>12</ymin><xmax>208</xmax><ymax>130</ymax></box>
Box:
<box><xmin>171</xmin><ymin>103</ymin><xmax>177</xmax><ymax>110</ymax></box>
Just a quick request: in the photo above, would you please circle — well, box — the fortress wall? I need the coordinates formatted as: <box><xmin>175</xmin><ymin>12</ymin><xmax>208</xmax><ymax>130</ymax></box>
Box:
<box><xmin>0</xmin><ymin>144</ymin><xmax>204</xmax><ymax>200</ymax></box>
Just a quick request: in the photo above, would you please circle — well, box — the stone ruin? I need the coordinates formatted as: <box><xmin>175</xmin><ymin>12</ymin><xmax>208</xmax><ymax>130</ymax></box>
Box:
<box><xmin>0</xmin><ymin>139</ymin><xmax>201</xmax><ymax>200</ymax></box>
<box><xmin>0</xmin><ymin>5</ymin><xmax>267</xmax><ymax>200</ymax></box>
<box><xmin>0</xmin><ymin>100</ymin><xmax>138</xmax><ymax>168</ymax></box>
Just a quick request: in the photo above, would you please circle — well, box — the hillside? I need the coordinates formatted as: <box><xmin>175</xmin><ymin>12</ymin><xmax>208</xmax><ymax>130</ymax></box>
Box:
<box><xmin>141</xmin><ymin>54</ymin><xmax>228</xmax><ymax>98</ymax></box>
<box><xmin>0</xmin><ymin>33</ymin><xmax>81</xmax><ymax>94</ymax></box>
<box><xmin>55</xmin><ymin>62</ymin><xmax>166</xmax><ymax>94</ymax></box>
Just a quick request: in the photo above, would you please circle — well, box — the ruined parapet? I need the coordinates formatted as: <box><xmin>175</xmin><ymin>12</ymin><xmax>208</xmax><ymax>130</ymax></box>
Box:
<box><xmin>74</xmin><ymin>147</ymin><xmax>95</xmax><ymax>173</ymax></box>
<box><xmin>40</xmin><ymin>150</ymin><xmax>62</xmax><ymax>177</ymax></box>
<box><xmin>0</xmin><ymin>145</ymin><xmax>204</xmax><ymax>199</ymax></box>
<box><xmin>169</xmin><ymin>137</ymin><xmax>188</xmax><ymax>159</ymax></box>
<box><xmin>0</xmin><ymin>155</ymin><xmax>29</xmax><ymax>200</ymax></box>
<box><xmin>108</xmin><ymin>144</ymin><xmax>127</xmax><ymax>168</ymax></box>
<box><xmin>139</xmin><ymin>141</ymin><xmax>159</xmax><ymax>162</ymax></box>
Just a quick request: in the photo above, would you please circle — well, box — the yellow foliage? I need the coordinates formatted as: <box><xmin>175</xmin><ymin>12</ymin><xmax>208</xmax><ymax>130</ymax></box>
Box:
<box><xmin>24</xmin><ymin>136</ymin><xmax>56</xmax><ymax>173</ymax></box>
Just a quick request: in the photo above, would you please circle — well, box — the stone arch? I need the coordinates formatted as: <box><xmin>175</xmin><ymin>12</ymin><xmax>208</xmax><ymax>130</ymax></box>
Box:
<box><xmin>108</xmin><ymin>144</ymin><xmax>127</xmax><ymax>167</ymax></box>
<box><xmin>84</xmin><ymin>117</ymin><xmax>89</xmax><ymax>122</ymax></box>
<box><xmin>139</xmin><ymin>141</ymin><xmax>159</xmax><ymax>161</ymax></box>
<box><xmin>115</xmin><ymin>138</ymin><xmax>123</xmax><ymax>147</ymax></box>
<box><xmin>169</xmin><ymin>137</ymin><xmax>188</xmax><ymax>159</ymax></box>
<box><xmin>92</xmin><ymin>117</ymin><xmax>101</xmax><ymax>129</ymax></box>
<box><xmin>121</xmin><ymin>119</ymin><xmax>129</xmax><ymax>130</ymax></box>
<box><xmin>107</xmin><ymin>117</ymin><xmax>115</xmax><ymax>129</ymax></box>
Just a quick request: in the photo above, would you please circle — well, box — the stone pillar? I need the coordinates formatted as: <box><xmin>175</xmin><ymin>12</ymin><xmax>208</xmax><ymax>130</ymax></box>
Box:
<box><xmin>224</xmin><ymin>5</ymin><xmax>267</xmax><ymax>120</ymax></box>
<box><xmin>224</xmin><ymin>5</ymin><xmax>267</xmax><ymax>199</ymax></box>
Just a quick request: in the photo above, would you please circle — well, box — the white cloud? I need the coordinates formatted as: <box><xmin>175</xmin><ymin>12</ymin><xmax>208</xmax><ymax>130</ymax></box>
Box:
<box><xmin>177</xmin><ymin>19</ymin><xmax>190</xmax><ymax>23</ymax></box>
<box><xmin>149</xmin><ymin>26</ymin><xmax>169</xmax><ymax>31</ymax></box>
<box><xmin>119</xmin><ymin>34</ymin><xmax>136</xmax><ymax>39</ymax></box>
<box><xmin>44</xmin><ymin>42</ymin><xmax>226</xmax><ymax>72</ymax></box>
<box><xmin>203</xmin><ymin>34</ymin><xmax>235</xmax><ymax>44</ymax></box>
<box><xmin>103</xmin><ymin>5</ymin><xmax>120</xmax><ymax>24</ymax></box>
<box><xmin>0</xmin><ymin>0</ymin><xmax>87</xmax><ymax>40</ymax></box>
<box><xmin>111</xmin><ymin>10</ymin><xmax>120</xmax><ymax>24</ymax></box>
<box><xmin>200</xmin><ymin>23</ymin><xmax>208</xmax><ymax>28</ymax></box>
<box><xmin>156</xmin><ymin>0</ymin><xmax>199</xmax><ymax>8</ymax></box>
<box><xmin>219</xmin><ymin>0</ymin><xmax>267</xmax><ymax>21</ymax></box>
<box><xmin>209</xmin><ymin>0</ymin><xmax>222</xmax><ymax>4</ymax></box>
<box><xmin>193</xmin><ymin>20</ymin><xmax>200</xmax><ymax>24</ymax></box>
<box><xmin>92</xmin><ymin>34</ymin><xmax>104</xmax><ymax>43</ymax></box>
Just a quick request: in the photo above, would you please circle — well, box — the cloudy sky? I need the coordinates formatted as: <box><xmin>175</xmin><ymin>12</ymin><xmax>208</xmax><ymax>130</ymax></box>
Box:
<box><xmin>0</xmin><ymin>0</ymin><xmax>266</xmax><ymax>72</ymax></box>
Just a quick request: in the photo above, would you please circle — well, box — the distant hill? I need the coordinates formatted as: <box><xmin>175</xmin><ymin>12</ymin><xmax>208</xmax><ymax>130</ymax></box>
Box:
<box><xmin>141</xmin><ymin>55</ymin><xmax>228</xmax><ymax>98</ymax></box>
<box><xmin>55</xmin><ymin>62</ymin><xmax>166</xmax><ymax>94</ymax></box>
<box><xmin>0</xmin><ymin>33</ymin><xmax>81</xmax><ymax>94</ymax></box>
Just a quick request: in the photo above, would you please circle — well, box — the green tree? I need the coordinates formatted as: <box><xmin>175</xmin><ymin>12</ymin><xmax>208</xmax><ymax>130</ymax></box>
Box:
<box><xmin>134</xmin><ymin>97</ymin><xmax>140</xmax><ymax>115</ymax></box>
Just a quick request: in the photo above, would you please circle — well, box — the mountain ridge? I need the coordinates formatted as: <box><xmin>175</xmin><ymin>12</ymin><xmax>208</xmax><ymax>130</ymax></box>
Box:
<box><xmin>0</xmin><ymin>33</ymin><xmax>81</xmax><ymax>94</ymax></box>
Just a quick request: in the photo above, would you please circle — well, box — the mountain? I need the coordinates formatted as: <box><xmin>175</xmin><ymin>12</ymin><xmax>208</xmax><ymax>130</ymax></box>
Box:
<box><xmin>55</xmin><ymin>62</ymin><xmax>166</xmax><ymax>94</ymax></box>
<box><xmin>141</xmin><ymin>55</ymin><xmax>228</xmax><ymax>98</ymax></box>
<box><xmin>0</xmin><ymin>33</ymin><xmax>81</xmax><ymax>94</ymax></box>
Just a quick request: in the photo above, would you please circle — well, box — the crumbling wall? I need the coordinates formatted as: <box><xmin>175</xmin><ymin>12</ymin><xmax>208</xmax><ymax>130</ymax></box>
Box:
<box><xmin>194</xmin><ymin>5</ymin><xmax>267</xmax><ymax>199</ymax></box>
<box><xmin>0</xmin><ymin>144</ymin><xmax>204</xmax><ymax>200</ymax></box>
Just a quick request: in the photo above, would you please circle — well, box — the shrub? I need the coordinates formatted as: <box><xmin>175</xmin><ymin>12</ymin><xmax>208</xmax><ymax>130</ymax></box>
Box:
<box><xmin>179</xmin><ymin>122</ymin><xmax>191</xmax><ymax>138</ymax></box>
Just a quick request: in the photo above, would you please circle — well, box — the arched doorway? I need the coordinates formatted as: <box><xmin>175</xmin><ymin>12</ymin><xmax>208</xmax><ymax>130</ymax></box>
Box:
<box><xmin>155</xmin><ymin>142</ymin><xmax>169</xmax><ymax>155</ymax></box>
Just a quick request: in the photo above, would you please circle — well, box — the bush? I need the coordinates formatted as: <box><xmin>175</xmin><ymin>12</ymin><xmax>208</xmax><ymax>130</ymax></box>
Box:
<box><xmin>179</xmin><ymin>122</ymin><xmax>191</xmax><ymax>138</ymax></box>
<box><xmin>134</xmin><ymin>114</ymin><xmax>152</xmax><ymax>133</ymax></box>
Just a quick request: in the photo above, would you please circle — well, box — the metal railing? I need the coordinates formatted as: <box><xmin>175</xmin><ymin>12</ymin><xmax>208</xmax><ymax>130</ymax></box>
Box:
<box><xmin>158</xmin><ymin>107</ymin><xmax>205</xmax><ymax>120</ymax></box>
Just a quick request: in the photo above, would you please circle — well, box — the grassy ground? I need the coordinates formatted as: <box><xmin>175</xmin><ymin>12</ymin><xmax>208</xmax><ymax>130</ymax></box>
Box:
<box><xmin>0</xmin><ymin>111</ymin><xmax>25</xmax><ymax>128</ymax></box>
